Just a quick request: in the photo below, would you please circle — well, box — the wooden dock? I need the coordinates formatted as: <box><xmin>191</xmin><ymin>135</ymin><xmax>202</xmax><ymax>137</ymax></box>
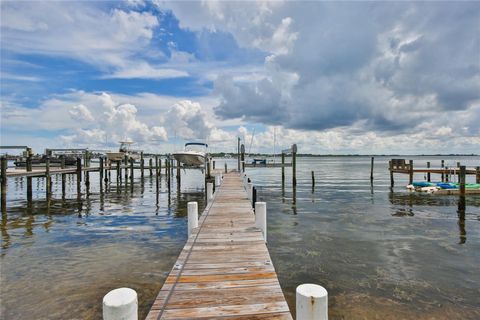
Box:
<box><xmin>146</xmin><ymin>172</ymin><xmax>292</xmax><ymax>319</ymax></box>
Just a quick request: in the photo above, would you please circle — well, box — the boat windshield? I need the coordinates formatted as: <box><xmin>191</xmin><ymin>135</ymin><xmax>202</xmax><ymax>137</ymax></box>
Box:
<box><xmin>185</xmin><ymin>143</ymin><xmax>207</xmax><ymax>152</ymax></box>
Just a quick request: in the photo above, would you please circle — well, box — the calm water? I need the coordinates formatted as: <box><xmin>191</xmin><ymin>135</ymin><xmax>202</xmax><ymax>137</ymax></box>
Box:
<box><xmin>1</xmin><ymin>156</ymin><xmax>479</xmax><ymax>319</ymax></box>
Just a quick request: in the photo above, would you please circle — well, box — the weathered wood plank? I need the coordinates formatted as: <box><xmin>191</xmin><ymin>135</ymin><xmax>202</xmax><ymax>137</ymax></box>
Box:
<box><xmin>146</xmin><ymin>172</ymin><xmax>292</xmax><ymax>319</ymax></box>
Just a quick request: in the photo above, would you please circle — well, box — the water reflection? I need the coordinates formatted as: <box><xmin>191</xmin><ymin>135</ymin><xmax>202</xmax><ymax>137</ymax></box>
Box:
<box><xmin>1</xmin><ymin>165</ymin><xmax>206</xmax><ymax>319</ymax></box>
<box><xmin>246</xmin><ymin>156</ymin><xmax>480</xmax><ymax>319</ymax></box>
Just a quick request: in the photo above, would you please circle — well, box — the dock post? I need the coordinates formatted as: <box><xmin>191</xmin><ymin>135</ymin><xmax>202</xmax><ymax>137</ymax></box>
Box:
<box><xmin>1</xmin><ymin>157</ymin><xmax>7</xmax><ymax>213</ymax></box>
<box><xmin>476</xmin><ymin>166</ymin><xmax>480</xmax><ymax>184</ymax></box>
<box><xmin>292</xmin><ymin>144</ymin><xmax>297</xmax><ymax>188</ymax></box>
<box><xmin>224</xmin><ymin>162</ymin><xmax>227</xmax><ymax>173</ymax></box>
<box><xmin>45</xmin><ymin>157</ymin><xmax>51</xmax><ymax>196</ymax></box>
<box><xmin>252</xmin><ymin>186</ymin><xmax>257</xmax><ymax>208</ymax></box>
<box><xmin>255</xmin><ymin>202</ymin><xmax>267</xmax><ymax>243</ymax></box>
<box><xmin>99</xmin><ymin>157</ymin><xmax>104</xmax><ymax>190</ymax></box>
<box><xmin>103</xmin><ymin>288</ymin><xmax>138</xmax><ymax>320</ymax></box>
<box><xmin>311</xmin><ymin>171</ymin><xmax>315</xmax><ymax>190</ymax></box>
<box><xmin>85</xmin><ymin>167</ymin><xmax>90</xmax><ymax>194</ymax></box>
<box><xmin>241</xmin><ymin>144</ymin><xmax>245</xmax><ymax>172</ymax></box>
<box><xmin>129</xmin><ymin>158</ymin><xmax>134</xmax><ymax>182</ymax></box>
<box><xmin>140</xmin><ymin>152</ymin><xmax>144</xmax><ymax>179</ymax></box>
<box><xmin>389</xmin><ymin>160</ymin><xmax>394</xmax><ymax>187</ymax></box>
<box><xmin>441</xmin><ymin>160</ymin><xmax>445</xmax><ymax>182</ymax></box>
<box><xmin>370</xmin><ymin>156</ymin><xmax>374</xmax><ymax>183</ymax></box>
<box><xmin>296</xmin><ymin>284</ymin><xmax>328</xmax><ymax>320</ymax></box>
<box><xmin>155</xmin><ymin>156</ymin><xmax>159</xmax><ymax>194</ymax></box>
<box><xmin>445</xmin><ymin>166</ymin><xmax>449</xmax><ymax>182</ymax></box>
<box><xmin>116</xmin><ymin>161</ymin><xmax>121</xmax><ymax>182</ymax></box>
<box><xmin>26</xmin><ymin>151</ymin><xmax>32</xmax><ymax>202</ymax></box>
<box><xmin>76</xmin><ymin>157</ymin><xmax>82</xmax><ymax>196</ymax></box>
<box><xmin>409</xmin><ymin>160</ymin><xmax>414</xmax><ymax>184</ymax></box>
<box><xmin>213</xmin><ymin>160</ymin><xmax>215</xmax><ymax>170</ymax></box>
<box><xmin>61</xmin><ymin>155</ymin><xmax>66</xmax><ymax>197</ymax></box>
<box><xmin>187</xmin><ymin>201</ymin><xmax>198</xmax><ymax>238</ymax></box>
<box><xmin>207</xmin><ymin>158</ymin><xmax>211</xmax><ymax>179</ymax></box>
<box><xmin>164</xmin><ymin>158</ymin><xmax>168</xmax><ymax>176</ymax></box>
<box><xmin>459</xmin><ymin>166</ymin><xmax>466</xmax><ymax>196</ymax></box>
<box><xmin>149</xmin><ymin>158</ymin><xmax>153</xmax><ymax>176</ymax></box>
<box><xmin>176</xmin><ymin>160</ymin><xmax>181</xmax><ymax>188</ymax></box>
<box><xmin>237</xmin><ymin>137</ymin><xmax>240</xmax><ymax>171</ymax></box>
<box><xmin>206</xmin><ymin>182</ymin><xmax>213</xmax><ymax>203</ymax></box>
<box><xmin>427</xmin><ymin>162</ymin><xmax>431</xmax><ymax>182</ymax></box>
<box><xmin>281</xmin><ymin>153</ymin><xmax>285</xmax><ymax>187</ymax></box>
<box><xmin>247</xmin><ymin>182</ymin><xmax>253</xmax><ymax>200</ymax></box>
<box><xmin>124</xmin><ymin>155</ymin><xmax>128</xmax><ymax>182</ymax></box>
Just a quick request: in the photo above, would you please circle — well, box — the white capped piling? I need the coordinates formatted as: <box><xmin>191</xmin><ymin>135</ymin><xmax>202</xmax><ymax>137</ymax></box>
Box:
<box><xmin>207</xmin><ymin>182</ymin><xmax>214</xmax><ymax>203</ymax></box>
<box><xmin>103</xmin><ymin>287</ymin><xmax>138</xmax><ymax>320</ymax></box>
<box><xmin>247</xmin><ymin>182</ymin><xmax>253</xmax><ymax>200</ymax></box>
<box><xmin>187</xmin><ymin>201</ymin><xmax>198</xmax><ymax>237</ymax></box>
<box><xmin>296</xmin><ymin>284</ymin><xmax>328</xmax><ymax>320</ymax></box>
<box><xmin>255</xmin><ymin>202</ymin><xmax>267</xmax><ymax>243</ymax></box>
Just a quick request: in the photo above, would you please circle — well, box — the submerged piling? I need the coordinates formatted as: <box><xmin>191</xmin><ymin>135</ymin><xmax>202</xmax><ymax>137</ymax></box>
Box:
<box><xmin>370</xmin><ymin>156</ymin><xmax>374</xmax><ymax>183</ymax></box>
<box><xmin>1</xmin><ymin>157</ymin><xmax>7</xmax><ymax>213</ymax></box>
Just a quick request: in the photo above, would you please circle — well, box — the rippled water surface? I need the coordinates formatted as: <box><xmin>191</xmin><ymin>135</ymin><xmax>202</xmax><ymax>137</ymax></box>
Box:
<box><xmin>1</xmin><ymin>156</ymin><xmax>479</xmax><ymax>319</ymax></box>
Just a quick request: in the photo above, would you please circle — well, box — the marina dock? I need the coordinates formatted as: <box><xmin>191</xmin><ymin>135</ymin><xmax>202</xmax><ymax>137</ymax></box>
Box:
<box><xmin>146</xmin><ymin>172</ymin><xmax>292</xmax><ymax>319</ymax></box>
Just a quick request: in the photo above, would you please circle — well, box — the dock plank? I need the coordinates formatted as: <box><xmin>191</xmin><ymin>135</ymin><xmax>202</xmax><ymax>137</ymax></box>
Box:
<box><xmin>146</xmin><ymin>172</ymin><xmax>292</xmax><ymax>319</ymax></box>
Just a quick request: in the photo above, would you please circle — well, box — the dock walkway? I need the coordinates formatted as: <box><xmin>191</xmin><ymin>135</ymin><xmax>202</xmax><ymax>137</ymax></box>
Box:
<box><xmin>146</xmin><ymin>172</ymin><xmax>292</xmax><ymax>319</ymax></box>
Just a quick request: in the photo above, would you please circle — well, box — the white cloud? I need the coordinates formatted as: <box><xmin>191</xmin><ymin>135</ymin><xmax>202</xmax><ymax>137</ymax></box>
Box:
<box><xmin>0</xmin><ymin>2</ymin><xmax>187</xmax><ymax>80</ymax></box>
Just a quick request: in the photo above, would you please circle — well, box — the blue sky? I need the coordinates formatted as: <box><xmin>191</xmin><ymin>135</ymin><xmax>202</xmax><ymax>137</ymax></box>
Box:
<box><xmin>1</xmin><ymin>1</ymin><xmax>479</xmax><ymax>154</ymax></box>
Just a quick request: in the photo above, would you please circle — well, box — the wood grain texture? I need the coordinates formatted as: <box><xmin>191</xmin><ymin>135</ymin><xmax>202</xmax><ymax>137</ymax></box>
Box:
<box><xmin>146</xmin><ymin>172</ymin><xmax>292</xmax><ymax>320</ymax></box>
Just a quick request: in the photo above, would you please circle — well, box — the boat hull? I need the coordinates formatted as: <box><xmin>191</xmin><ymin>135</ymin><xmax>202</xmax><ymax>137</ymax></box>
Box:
<box><xmin>173</xmin><ymin>152</ymin><xmax>205</xmax><ymax>167</ymax></box>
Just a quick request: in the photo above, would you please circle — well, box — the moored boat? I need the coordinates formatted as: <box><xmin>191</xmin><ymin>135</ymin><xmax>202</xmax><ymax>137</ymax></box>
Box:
<box><xmin>172</xmin><ymin>142</ymin><xmax>208</xmax><ymax>167</ymax></box>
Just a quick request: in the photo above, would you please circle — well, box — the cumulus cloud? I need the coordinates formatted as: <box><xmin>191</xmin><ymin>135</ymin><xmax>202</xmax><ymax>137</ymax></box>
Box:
<box><xmin>61</xmin><ymin>93</ymin><xmax>168</xmax><ymax>146</ymax></box>
<box><xmin>163</xmin><ymin>100</ymin><xmax>213</xmax><ymax>139</ymax></box>
<box><xmin>162</xmin><ymin>1</ymin><xmax>480</xmax><ymax>151</ymax></box>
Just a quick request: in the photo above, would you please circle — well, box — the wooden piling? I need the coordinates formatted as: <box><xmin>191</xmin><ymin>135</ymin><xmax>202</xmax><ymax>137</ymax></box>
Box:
<box><xmin>124</xmin><ymin>155</ymin><xmax>128</xmax><ymax>181</ymax></box>
<box><xmin>129</xmin><ymin>158</ymin><xmax>134</xmax><ymax>182</ymax></box>
<box><xmin>292</xmin><ymin>144</ymin><xmax>297</xmax><ymax>188</ymax></box>
<box><xmin>1</xmin><ymin>157</ymin><xmax>7</xmax><ymax>212</ymax></box>
<box><xmin>370</xmin><ymin>156</ymin><xmax>374</xmax><ymax>183</ymax></box>
<box><xmin>441</xmin><ymin>160</ymin><xmax>445</xmax><ymax>182</ymax></box>
<box><xmin>116</xmin><ymin>161</ymin><xmax>121</xmax><ymax>182</ymax></box>
<box><xmin>427</xmin><ymin>162</ymin><xmax>431</xmax><ymax>182</ymax></box>
<box><xmin>164</xmin><ymin>158</ymin><xmax>168</xmax><ymax>176</ymax></box>
<box><xmin>213</xmin><ymin>160</ymin><xmax>215</xmax><ymax>170</ymax></box>
<box><xmin>207</xmin><ymin>158</ymin><xmax>211</xmax><ymax>179</ymax></box>
<box><xmin>76</xmin><ymin>157</ymin><xmax>82</xmax><ymax>196</ymax></box>
<box><xmin>476</xmin><ymin>166</ymin><xmax>480</xmax><ymax>184</ymax></box>
<box><xmin>99</xmin><ymin>157</ymin><xmax>104</xmax><ymax>189</ymax></box>
<box><xmin>237</xmin><ymin>137</ymin><xmax>241</xmax><ymax>171</ymax></box>
<box><xmin>241</xmin><ymin>144</ymin><xmax>245</xmax><ymax>172</ymax></box>
<box><xmin>224</xmin><ymin>162</ymin><xmax>227</xmax><ymax>173</ymax></box>
<box><xmin>26</xmin><ymin>151</ymin><xmax>32</xmax><ymax>201</ymax></box>
<box><xmin>389</xmin><ymin>160</ymin><xmax>394</xmax><ymax>187</ymax></box>
<box><xmin>311</xmin><ymin>171</ymin><xmax>315</xmax><ymax>188</ymax></box>
<box><xmin>149</xmin><ymin>158</ymin><xmax>153</xmax><ymax>176</ymax></box>
<box><xmin>140</xmin><ymin>152</ymin><xmax>144</xmax><ymax>179</ymax></box>
<box><xmin>459</xmin><ymin>166</ymin><xmax>466</xmax><ymax>196</ymax></box>
<box><xmin>409</xmin><ymin>160</ymin><xmax>413</xmax><ymax>184</ymax></box>
<box><xmin>45</xmin><ymin>157</ymin><xmax>51</xmax><ymax>196</ymax></box>
<box><xmin>252</xmin><ymin>186</ymin><xmax>257</xmax><ymax>208</ymax></box>
<box><xmin>176</xmin><ymin>160</ymin><xmax>181</xmax><ymax>187</ymax></box>
<box><xmin>155</xmin><ymin>156</ymin><xmax>159</xmax><ymax>193</ymax></box>
<box><xmin>281</xmin><ymin>152</ymin><xmax>285</xmax><ymax>186</ymax></box>
<box><xmin>61</xmin><ymin>155</ymin><xmax>66</xmax><ymax>196</ymax></box>
<box><xmin>446</xmin><ymin>166</ymin><xmax>449</xmax><ymax>182</ymax></box>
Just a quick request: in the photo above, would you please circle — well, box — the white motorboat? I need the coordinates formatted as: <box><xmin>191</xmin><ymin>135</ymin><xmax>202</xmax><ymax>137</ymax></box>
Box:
<box><xmin>173</xmin><ymin>142</ymin><xmax>208</xmax><ymax>167</ymax></box>
<box><xmin>106</xmin><ymin>141</ymin><xmax>141</xmax><ymax>162</ymax></box>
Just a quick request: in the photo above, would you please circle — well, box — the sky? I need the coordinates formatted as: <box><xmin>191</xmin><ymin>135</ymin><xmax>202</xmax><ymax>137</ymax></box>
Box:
<box><xmin>1</xmin><ymin>1</ymin><xmax>479</xmax><ymax>155</ymax></box>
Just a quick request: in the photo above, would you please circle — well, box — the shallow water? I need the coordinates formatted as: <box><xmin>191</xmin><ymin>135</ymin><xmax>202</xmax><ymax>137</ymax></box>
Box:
<box><xmin>248</xmin><ymin>156</ymin><xmax>480</xmax><ymax>319</ymax></box>
<box><xmin>1</xmin><ymin>156</ymin><xmax>479</xmax><ymax>319</ymax></box>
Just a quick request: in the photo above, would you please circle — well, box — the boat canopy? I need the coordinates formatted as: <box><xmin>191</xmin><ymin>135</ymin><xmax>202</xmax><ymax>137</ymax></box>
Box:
<box><xmin>185</xmin><ymin>142</ymin><xmax>208</xmax><ymax>147</ymax></box>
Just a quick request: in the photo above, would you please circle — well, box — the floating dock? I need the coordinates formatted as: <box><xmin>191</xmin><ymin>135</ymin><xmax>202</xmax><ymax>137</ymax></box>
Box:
<box><xmin>146</xmin><ymin>172</ymin><xmax>292</xmax><ymax>319</ymax></box>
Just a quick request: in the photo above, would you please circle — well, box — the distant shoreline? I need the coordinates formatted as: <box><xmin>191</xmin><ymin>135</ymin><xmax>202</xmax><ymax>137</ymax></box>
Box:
<box><xmin>210</xmin><ymin>153</ymin><xmax>479</xmax><ymax>157</ymax></box>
